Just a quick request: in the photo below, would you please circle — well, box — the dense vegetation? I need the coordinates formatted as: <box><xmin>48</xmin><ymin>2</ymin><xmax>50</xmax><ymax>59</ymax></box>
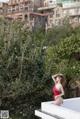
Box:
<box><xmin>0</xmin><ymin>18</ymin><xmax>80</xmax><ymax>119</ymax></box>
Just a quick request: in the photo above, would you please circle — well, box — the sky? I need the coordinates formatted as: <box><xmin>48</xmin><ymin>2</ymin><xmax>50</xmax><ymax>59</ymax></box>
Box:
<box><xmin>0</xmin><ymin>0</ymin><xmax>9</xmax><ymax>2</ymax></box>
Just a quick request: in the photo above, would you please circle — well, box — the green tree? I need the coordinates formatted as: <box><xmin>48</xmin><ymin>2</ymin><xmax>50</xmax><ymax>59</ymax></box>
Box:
<box><xmin>45</xmin><ymin>31</ymin><xmax>80</xmax><ymax>97</ymax></box>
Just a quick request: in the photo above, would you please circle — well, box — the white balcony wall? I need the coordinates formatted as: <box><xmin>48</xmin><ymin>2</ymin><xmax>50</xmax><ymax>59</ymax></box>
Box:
<box><xmin>35</xmin><ymin>98</ymin><xmax>80</xmax><ymax>119</ymax></box>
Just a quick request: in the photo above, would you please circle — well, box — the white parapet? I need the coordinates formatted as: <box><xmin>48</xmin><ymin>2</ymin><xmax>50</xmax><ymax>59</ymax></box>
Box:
<box><xmin>35</xmin><ymin>110</ymin><xmax>57</xmax><ymax>119</ymax></box>
<box><xmin>35</xmin><ymin>97</ymin><xmax>80</xmax><ymax>119</ymax></box>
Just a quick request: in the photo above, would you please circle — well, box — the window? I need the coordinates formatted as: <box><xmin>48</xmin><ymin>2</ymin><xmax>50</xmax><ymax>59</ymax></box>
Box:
<box><xmin>24</xmin><ymin>6</ymin><xmax>28</xmax><ymax>11</ymax></box>
<box><xmin>3</xmin><ymin>9</ymin><xmax>7</xmax><ymax>14</ymax></box>
<box><xmin>55</xmin><ymin>19</ymin><xmax>61</xmax><ymax>25</ymax></box>
<box><xmin>64</xmin><ymin>10</ymin><xmax>69</xmax><ymax>15</ymax></box>
<box><xmin>50</xmin><ymin>0</ymin><xmax>52</xmax><ymax>3</ymax></box>
<box><xmin>25</xmin><ymin>14</ymin><xmax>28</xmax><ymax>20</ymax></box>
<box><xmin>79</xmin><ymin>18</ymin><xmax>80</xmax><ymax>23</ymax></box>
<box><xmin>56</xmin><ymin>9</ymin><xmax>60</xmax><ymax>17</ymax></box>
<box><xmin>49</xmin><ymin>14</ymin><xmax>53</xmax><ymax>18</ymax></box>
<box><xmin>30</xmin><ymin>15</ymin><xmax>33</xmax><ymax>20</ymax></box>
<box><xmin>8</xmin><ymin>8</ymin><xmax>12</xmax><ymax>13</ymax></box>
<box><xmin>75</xmin><ymin>8</ymin><xmax>79</xmax><ymax>15</ymax></box>
<box><xmin>19</xmin><ymin>4</ymin><xmax>23</xmax><ymax>11</ymax></box>
<box><xmin>19</xmin><ymin>6</ymin><xmax>23</xmax><ymax>11</ymax></box>
<box><xmin>56</xmin><ymin>13</ymin><xmax>60</xmax><ymax>17</ymax></box>
<box><xmin>73</xmin><ymin>17</ymin><xmax>78</xmax><ymax>22</ymax></box>
<box><xmin>56</xmin><ymin>12</ymin><xmax>60</xmax><ymax>17</ymax></box>
<box><xmin>0</xmin><ymin>9</ymin><xmax>3</xmax><ymax>14</ymax></box>
<box><xmin>12</xmin><ymin>8</ymin><xmax>15</xmax><ymax>12</ymax></box>
<box><xmin>15</xmin><ymin>6</ymin><xmax>19</xmax><ymax>11</ymax></box>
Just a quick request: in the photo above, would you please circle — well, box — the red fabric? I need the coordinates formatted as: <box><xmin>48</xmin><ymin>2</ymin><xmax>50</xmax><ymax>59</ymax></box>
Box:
<box><xmin>52</xmin><ymin>86</ymin><xmax>61</xmax><ymax>96</ymax></box>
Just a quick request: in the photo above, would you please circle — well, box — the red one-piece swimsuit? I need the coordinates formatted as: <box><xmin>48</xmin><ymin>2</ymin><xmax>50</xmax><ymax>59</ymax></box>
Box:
<box><xmin>52</xmin><ymin>85</ymin><xmax>61</xmax><ymax>99</ymax></box>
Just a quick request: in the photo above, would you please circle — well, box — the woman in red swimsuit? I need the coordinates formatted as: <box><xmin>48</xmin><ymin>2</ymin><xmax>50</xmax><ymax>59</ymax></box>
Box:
<box><xmin>52</xmin><ymin>74</ymin><xmax>65</xmax><ymax>106</ymax></box>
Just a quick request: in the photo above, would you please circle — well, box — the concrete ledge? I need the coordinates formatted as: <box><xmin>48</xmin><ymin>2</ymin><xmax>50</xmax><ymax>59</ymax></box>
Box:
<box><xmin>35</xmin><ymin>98</ymin><xmax>80</xmax><ymax>119</ymax></box>
<box><xmin>35</xmin><ymin>110</ymin><xmax>64</xmax><ymax>119</ymax></box>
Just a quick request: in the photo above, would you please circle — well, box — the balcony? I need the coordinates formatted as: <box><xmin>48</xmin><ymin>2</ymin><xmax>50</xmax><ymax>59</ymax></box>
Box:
<box><xmin>69</xmin><ymin>11</ymin><xmax>80</xmax><ymax>16</ymax></box>
<box><xmin>63</xmin><ymin>8</ymin><xmax>80</xmax><ymax>17</ymax></box>
<box><xmin>35</xmin><ymin>97</ymin><xmax>80</xmax><ymax>119</ymax></box>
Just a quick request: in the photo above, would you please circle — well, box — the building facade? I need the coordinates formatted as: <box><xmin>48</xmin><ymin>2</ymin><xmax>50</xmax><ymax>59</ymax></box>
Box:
<box><xmin>0</xmin><ymin>0</ymin><xmax>80</xmax><ymax>30</ymax></box>
<box><xmin>63</xmin><ymin>2</ymin><xmax>80</xmax><ymax>26</ymax></box>
<box><xmin>38</xmin><ymin>1</ymin><xmax>80</xmax><ymax>29</ymax></box>
<box><xmin>0</xmin><ymin>0</ymin><xmax>35</xmax><ymax>29</ymax></box>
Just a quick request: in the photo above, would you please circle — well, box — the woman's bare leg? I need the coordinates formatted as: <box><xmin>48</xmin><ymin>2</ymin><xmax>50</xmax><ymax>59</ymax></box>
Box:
<box><xmin>53</xmin><ymin>97</ymin><xmax>63</xmax><ymax>106</ymax></box>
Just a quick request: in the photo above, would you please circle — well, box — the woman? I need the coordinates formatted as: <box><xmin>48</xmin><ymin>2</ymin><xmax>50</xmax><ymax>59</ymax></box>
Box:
<box><xmin>52</xmin><ymin>73</ymin><xmax>65</xmax><ymax>106</ymax></box>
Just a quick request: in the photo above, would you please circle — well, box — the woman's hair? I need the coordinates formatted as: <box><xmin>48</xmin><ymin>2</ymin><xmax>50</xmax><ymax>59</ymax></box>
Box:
<box><xmin>59</xmin><ymin>75</ymin><xmax>66</xmax><ymax>87</ymax></box>
<box><xmin>52</xmin><ymin>74</ymin><xmax>66</xmax><ymax>87</ymax></box>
